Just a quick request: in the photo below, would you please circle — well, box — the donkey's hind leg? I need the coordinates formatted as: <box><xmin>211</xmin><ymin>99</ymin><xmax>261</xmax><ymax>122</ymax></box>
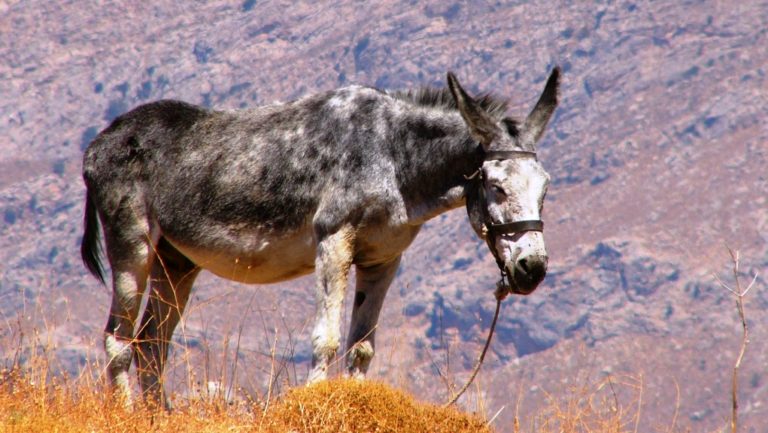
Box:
<box><xmin>135</xmin><ymin>237</ymin><xmax>200</xmax><ymax>410</ymax></box>
<box><xmin>102</xmin><ymin>221</ymin><xmax>156</xmax><ymax>405</ymax></box>
<box><xmin>345</xmin><ymin>256</ymin><xmax>401</xmax><ymax>378</ymax></box>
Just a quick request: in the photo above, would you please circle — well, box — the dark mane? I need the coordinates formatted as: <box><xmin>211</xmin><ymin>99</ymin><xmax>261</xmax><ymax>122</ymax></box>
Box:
<box><xmin>389</xmin><ymin>86</ymin><xmax>519</xmax><ymax>136</ymax></box>
<box><xmin>390</xmin><ymin>86</ymin><xmax>510</xmax><ymax>119</ymax></box>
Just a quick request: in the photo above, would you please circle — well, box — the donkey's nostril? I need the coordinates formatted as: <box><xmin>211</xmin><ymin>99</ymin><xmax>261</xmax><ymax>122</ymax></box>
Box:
<box><xmin>518</xmin><ymin>257</ymin><xmax>531</xmax><ymax>274</ymax></box>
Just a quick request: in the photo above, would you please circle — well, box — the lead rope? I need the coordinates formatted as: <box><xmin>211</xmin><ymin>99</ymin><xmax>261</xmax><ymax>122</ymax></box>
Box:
<box><xmin>444</xmin><ymin>175</ymin><xmax>506</xmax><ymax>407</ymax></box>
<box><xmin>443</xmin><ymin>270</ymin><xmax>508</xmax><ymax>407</ymax></box>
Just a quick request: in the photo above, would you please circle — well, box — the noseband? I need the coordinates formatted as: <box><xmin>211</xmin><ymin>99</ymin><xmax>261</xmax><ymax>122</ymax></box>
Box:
<box><xmin>473</xmin><ymin>149</ymin><xmax>544</xmax><ymax>290</ymax></box>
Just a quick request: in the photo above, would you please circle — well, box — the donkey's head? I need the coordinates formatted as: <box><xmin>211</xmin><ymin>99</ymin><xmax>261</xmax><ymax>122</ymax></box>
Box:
<box><xmin>448</xmin><ymin>68</ymin><xmax>559</xmax><ymax>295</ymax></box>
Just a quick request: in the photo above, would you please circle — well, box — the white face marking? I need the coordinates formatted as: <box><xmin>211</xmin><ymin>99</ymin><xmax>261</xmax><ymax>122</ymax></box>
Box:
<box><xmin>482</xmin><ymin>157</ymin><xmax>550</xmax><ymax>266</ymax></box>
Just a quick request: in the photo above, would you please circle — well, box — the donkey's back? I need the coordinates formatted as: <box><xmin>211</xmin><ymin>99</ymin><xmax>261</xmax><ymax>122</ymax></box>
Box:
<box><xmin>83</xmin><ymin>87</ymin><xmax>404</xmax><ymax>285</ymax></box>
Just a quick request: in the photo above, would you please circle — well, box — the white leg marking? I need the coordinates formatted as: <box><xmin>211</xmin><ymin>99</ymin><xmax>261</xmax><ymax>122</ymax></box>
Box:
<box><xmin>104</xmin><ymin>333</ymin><xmax>134</xmax><ymax>405</ymax></box>
<box><xmin>308</xmin><ymin>226</ymin><xmax>355</xmax><ymax>383</ymax></box>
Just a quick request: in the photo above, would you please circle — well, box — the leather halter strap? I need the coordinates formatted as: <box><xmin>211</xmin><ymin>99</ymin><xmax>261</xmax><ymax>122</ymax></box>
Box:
<box><xmin>486</xmin><ymin>219</ymin><xmax>543</xmax><ymax>237</ymax></box>
<box><xmin>484</xmin><ymin>150</ymin><xmax>538</xmax><ymax>161</ymax></box>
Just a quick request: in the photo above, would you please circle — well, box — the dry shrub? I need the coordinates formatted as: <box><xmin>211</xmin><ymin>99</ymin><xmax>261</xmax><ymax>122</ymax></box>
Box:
<box><xmin>522</xmin><ymin>374</ymin><xmax>644</xmax><ymax>433</ymax></box>
<box><xmin>265</xmin><ymin>378</ymin><xmax>492</xmax><ymax>433</ymax></box>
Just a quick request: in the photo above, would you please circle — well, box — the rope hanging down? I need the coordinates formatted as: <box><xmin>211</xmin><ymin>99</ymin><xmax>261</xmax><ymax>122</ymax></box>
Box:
<box><xmin>444</xmin><ymin>279</ymin><xmax>508</xmax><ymax>407</ymax></box>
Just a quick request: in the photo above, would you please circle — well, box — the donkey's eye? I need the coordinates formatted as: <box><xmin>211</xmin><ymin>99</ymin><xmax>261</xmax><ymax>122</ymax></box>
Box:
<box><xmin>491</xmin><ymin>185</ymin><xmax>506</xmax><ymax>196</ymax></box>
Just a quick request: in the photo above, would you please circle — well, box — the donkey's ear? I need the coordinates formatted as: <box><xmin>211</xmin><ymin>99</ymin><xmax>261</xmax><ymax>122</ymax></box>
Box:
<box><xmin>447</xmin><ymin>72</ymin><xmax>500</xmax><ymax>149</ymax></box>
<box><xmin>521</xmin><ymin>67</ymin><xmax>560</xmax><ymax>148</ymax></box>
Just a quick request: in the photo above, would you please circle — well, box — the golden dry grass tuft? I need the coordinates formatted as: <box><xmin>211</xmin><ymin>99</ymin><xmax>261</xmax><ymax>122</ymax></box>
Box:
<box><xmin>269</xmin><ymin>378</ymin><xmax>492</xmax><ymax>433</ymax></box>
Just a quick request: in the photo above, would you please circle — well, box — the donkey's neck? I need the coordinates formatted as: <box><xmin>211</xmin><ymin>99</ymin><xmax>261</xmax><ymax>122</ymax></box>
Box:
<box><xmin>387</xmin><ymin>110</ymin><xmax>483</xmax><ymax>225</ymax></box>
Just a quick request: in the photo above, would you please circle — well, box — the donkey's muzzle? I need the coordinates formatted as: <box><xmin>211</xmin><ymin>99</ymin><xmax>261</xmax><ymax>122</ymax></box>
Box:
<box><xmin>507</xmin><ymin>254</ymin><xmax>548</xmax><ymax>295</ymax></box>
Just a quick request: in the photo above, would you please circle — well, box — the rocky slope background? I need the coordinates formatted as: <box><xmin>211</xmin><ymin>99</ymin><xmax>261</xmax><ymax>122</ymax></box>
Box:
<box><xmin>1</xmin><ymin>0</ymin><xmax>766</xmax><ymax>430</ymax></box>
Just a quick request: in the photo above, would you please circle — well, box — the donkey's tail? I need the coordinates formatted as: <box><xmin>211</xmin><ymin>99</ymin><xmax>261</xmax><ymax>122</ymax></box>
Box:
<box><xmin>81</xmin><ymin>189</ymin><xmax>106</xmax><ymax>285</ymax></box>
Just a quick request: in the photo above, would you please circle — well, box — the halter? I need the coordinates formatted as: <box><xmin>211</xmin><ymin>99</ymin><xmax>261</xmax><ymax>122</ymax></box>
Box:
<box><xmin>474</xmin><ymin>149</ymin><xmax>544</xmax><ymax>291</ymax></box>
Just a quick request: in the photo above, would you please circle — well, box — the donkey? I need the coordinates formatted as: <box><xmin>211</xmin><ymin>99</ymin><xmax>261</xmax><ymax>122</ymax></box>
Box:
<box><xmin>81</xmin><ymin>68</ymin><xmax>560</xmax><ymax>407</ymax></box>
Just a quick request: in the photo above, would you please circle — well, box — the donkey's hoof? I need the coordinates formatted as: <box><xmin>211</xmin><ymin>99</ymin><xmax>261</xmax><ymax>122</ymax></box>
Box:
<box><xmin>347</xmin><ymin>341</ymin><xmax>374</xmax><ymax>378</ymax></box>
<box><xmin>307</xmin><ymin>363</ymin><xmax>329</xmax><ymax>384</ymax></box>
<box><xmin>351</xmin><ymin>341</ymin><xmax>374</xmax><ymax>361</ymax></box>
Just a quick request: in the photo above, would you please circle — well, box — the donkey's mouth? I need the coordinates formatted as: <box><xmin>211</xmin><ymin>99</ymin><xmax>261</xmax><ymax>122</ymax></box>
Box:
<box><xmin>505</xmin><ymin>256</ymin><xmax>547</xmax><ymax>295</ymax></box>
<box><xmin>507</xmin><ymin>279</ymin><xmax>539</xmax><ymax>296</ymax></box>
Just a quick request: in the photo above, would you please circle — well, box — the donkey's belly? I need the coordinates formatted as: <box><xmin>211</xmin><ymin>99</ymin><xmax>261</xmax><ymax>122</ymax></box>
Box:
<box><xmin>164</xmin><ymin>230</ymin><xmax>317</xmax><ymax>284</ymax></box>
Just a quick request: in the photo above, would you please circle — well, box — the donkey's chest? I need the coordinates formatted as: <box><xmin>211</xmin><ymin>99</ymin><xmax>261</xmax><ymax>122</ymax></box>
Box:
<box><xmin>353</xmin><ymin>224</ymin><xmax>422</xmax><ymax>267</ymax></box>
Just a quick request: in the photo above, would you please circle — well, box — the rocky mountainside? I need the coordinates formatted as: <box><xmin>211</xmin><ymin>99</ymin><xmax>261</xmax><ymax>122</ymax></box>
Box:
<box><xmin>1</xmin><ymin>1</ymin><xmax>766</xmax><ymax>430</ymax></box>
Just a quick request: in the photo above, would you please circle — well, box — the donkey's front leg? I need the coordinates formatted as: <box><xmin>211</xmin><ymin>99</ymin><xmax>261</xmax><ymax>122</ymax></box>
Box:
<box><xmin>308</xmin><ymin>226</ymin><xmax>355</xmax><ymax>383</ymax></box>
<box><xmin>345</xmin><ymin>256</ymin><xmax>401</xmax><ymax>378</ymax></box>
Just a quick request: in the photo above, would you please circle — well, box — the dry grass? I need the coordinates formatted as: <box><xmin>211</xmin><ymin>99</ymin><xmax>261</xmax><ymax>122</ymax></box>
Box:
<box><xmin>0</xmin><ymin>307</ymin><xmax>632</xmax><ymax>433</ymax></box>
<box><xmin>0</xmin><ymin>355</ymin><xmax>652</xmax><ymax>433</ymax></box>
<box><xmin>0</xmin><ymin>362</ymin><xmax>494</xmax><ymax>433</ymax></box>
<box><xmin>0</xmin><ymin>291</ymin><xmax>650</xmax><ymax>433</ymax></box>
<box><xmin>0</xmin><ymin>317</ymin><xmax>640</xmax><ymax>433</ymax></box>
<box><xmin>0</xmin><ymin>295</ymin><xmax>656</xmax><ymax>433</ymax></box>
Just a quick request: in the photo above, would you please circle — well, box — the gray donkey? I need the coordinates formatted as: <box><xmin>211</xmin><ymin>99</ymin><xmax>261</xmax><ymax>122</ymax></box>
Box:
<box><xmin>81</xmin><ymin>68</ymin><xmax>560</xmax><ymax>407</ymax></box>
